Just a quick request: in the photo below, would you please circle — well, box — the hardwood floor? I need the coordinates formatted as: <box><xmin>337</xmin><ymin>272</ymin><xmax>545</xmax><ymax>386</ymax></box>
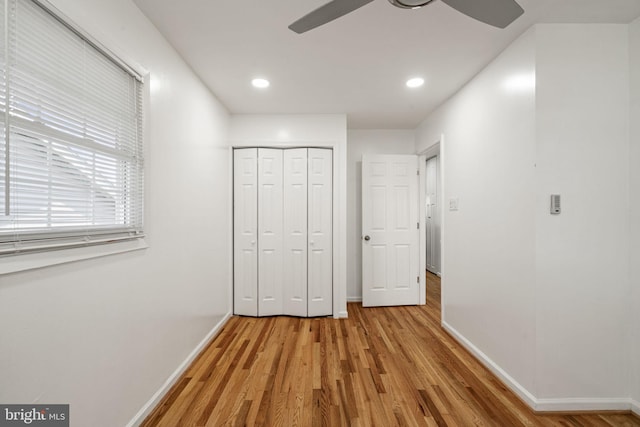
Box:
<box><xmin>142</xmin><ymin>273</ymin><xmax>639</xmax><ymax>426</ymax></box>
<box><xmin>426</xmin><ymin>270</ymin><xmax>441</xmax><ymax>311</ymax></box>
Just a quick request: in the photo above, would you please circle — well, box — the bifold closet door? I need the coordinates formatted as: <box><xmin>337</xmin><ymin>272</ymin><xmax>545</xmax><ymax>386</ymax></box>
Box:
<box><xmin>233</xmin><ymin>148</ymin><xmax>258</xmax><ymax>317</ymax></box>
<box><xmin>283</xmin><ymin>149</ymin><xmax>308</xmax><ymax>317</ymax></box>
<box><xmin>234</xmin><ymin>147</ymin><xmax>332</xmax><ymax>318</ymax></box>
<box><xmin>308</xmin><ymin>148</ymin><xmax>332</xmax><ymax>317</ymax></box>
<box><xmin>258</xmin><ymin>149</ymin><xmax>284</xmax><ymax>316</ymax></box>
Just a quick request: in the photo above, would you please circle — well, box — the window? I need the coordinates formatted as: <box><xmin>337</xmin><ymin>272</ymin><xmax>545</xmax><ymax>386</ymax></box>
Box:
<box><xmin>0</xmin><ymin>0</ymin><xmax>144</xmax><ymax>255</ymax></box>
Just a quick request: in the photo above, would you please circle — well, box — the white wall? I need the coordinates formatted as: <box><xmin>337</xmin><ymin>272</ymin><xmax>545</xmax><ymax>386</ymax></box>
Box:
<box><xmin>0</xmin><ymin>1</ymin><xmax>231</xmax><ymax>426</ymax></box>
<box><xmin>416</xmin><ymin>23</ymin><xmax>636</xmax><ymax>412</ymax></box>
<box><xmin>630</xmin><ymin>16</ymin><xmax>640</xmax><ymax>412</ymax></box>
<box><xmin>535</xmin><ymin>24</ymin><xmax>631</xmax><ymax>403</ymax></box>
<box><xmin>346</xmin><ymin>130</ymin><xmax>416</xmax><ymax>300</ymax></box>
<box><xmin>416</xmin><ymin>28</ymin><xmax>538</xmax><ymax>399</ymax></box>
<box><xmin>229</xmin><ymin>114</ymin><xmax>348</xmax><ymax>318</ymax></box>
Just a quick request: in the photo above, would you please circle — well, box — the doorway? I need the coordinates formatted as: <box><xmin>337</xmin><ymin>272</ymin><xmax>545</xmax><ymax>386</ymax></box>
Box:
<box><xmin>425</xmin><ymin>155</ymin><xmax>441</xmax><ymax>276</ymax></box>
<box><xmin>418</xmin><ymin>140</ymin><xmax>443</xmax><ymax>306</ymax></box>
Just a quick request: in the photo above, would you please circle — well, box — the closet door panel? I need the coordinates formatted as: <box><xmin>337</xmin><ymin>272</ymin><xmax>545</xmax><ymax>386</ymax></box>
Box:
<box><xmin>308</xmin><ymin>148</ymin><xmax>333</xmax><ymax>317</ymax></box>
<box><xmin>233</xmin><ymin>148</ymin><xmax>258</xmax><ymax>316</ymax></box>
<box><xmin>258</xmin><ymin>148</ymin><xmax>284</xmax><ymax>316</ymax></box>
<box><xmin>283</xmin><ymin>148</ymin><xmax>308</xmax><ymax>317</ymax></box>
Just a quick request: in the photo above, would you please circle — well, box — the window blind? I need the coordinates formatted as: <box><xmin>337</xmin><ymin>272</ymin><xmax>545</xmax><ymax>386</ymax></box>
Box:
<box><xmin>0</xmin><ymin>0</ymin><xmax>144</xmax><ymax>255</ymax></box>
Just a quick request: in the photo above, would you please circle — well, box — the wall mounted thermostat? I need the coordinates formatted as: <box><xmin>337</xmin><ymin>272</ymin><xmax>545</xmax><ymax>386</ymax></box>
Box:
<box><xmin>550</xmin><ymin>194</ymin><xmax>561</xmax><ymax>215</ymax></box>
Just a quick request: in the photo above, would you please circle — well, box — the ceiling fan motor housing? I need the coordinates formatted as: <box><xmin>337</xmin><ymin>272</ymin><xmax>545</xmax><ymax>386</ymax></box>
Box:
<box><xmin>388</xmin><ymin>0</ymin><xmax>436</xmax><ymax>9</ymax></box>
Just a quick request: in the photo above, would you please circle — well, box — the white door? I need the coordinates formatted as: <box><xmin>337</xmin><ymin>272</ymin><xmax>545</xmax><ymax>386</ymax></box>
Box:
<box><xmin>233</xmin><ymin>148</ymin><xmax>258</xmax><ymax>316</ymax></box>
<box><xmin>307</xmin><ymin>148</ymin><xmax>332</xmax><ymax>316</ymax></box>
<box><xmin>426</xmin><ymin>156</ymin><xmax>439</xmax><ymax>274</ymax></box>
<box><xmin>234</xmin><ymin>148</ymin><xmax>333</xmax><ymax>318</ymax></box>
<box><xmin>362</xmin><ymin>154</ymin><xmax>419</xmax><ymax>307</ymax></box>
<box><xmin>283</xmin><ymin>148</ymin><xmax>308</xmax><ymax>317</ymax></box>
<box><xmin>258</xmin><ymin>148</ymin><xmax>283</xmax><ymax>316</ymax></box>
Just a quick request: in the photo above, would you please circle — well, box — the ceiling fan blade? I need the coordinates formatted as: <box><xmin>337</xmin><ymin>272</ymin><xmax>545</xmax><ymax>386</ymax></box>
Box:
<box><xmin>289</xmin><ymin>0</ymin><xmax>375</xmax><ymax>34</ymax></box>
<box><xmin>440</xmin><ymin>0</ymin><xmax>524</xmax><ymax>28</ymax></box>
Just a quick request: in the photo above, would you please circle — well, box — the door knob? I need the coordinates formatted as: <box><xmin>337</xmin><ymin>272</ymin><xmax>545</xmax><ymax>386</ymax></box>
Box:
<box><xmin>364</xmin><ymin>235</ymin><xmax>370</xmax><ymax>241</ymax></box>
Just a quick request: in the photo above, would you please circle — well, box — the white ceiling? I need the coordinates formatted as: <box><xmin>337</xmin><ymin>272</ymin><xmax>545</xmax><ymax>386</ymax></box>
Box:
<box><xmin>133</xmin><ymin>0</ymin><xmax>640</xmax><ymax>129</ymax></box>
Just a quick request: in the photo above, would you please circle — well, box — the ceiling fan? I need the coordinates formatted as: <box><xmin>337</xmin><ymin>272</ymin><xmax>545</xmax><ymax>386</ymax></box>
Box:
<box><xmin>289</xmin><ymin>0</ymin><xmax>524</xmax><ymax>33</ymax></box>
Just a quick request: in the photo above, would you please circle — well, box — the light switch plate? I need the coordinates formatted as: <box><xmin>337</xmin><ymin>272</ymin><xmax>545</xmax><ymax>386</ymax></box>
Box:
<box><xmin>550</xmin><ymin>194</ymin><xmax>561</xmax><ymax>215</ymax></box>
<box><xmin>449</xmin><ymin>198</ymin><xmax>459</xmax><ymax>211</ymax></box>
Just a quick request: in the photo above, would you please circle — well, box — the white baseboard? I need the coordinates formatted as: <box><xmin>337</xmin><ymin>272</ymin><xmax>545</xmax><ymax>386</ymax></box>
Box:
<box><xmin>337</xmin><ymin>310</ymin><xmax>349</xmax><ymax>318</ymax></box>
<box><xmin>347</xmin><ymin>296</ymin><xmax>362</xmax><ymax>303</ymax></box>
<box><xmin>442</xmin><ymin>321</ymin><xmax>638</xmax><ymax>415</ymax></box>
<box><xmin>535</xmin><ymin>398</ymin><xmax>634</xmax><ymax>413</ymax></box>
<box><xmin>441</xmin><ymin>321</ymin><xmax>538</xmax><ymax>409</ymax></box>
<box><xmin>126</xmin><ymin>312</ymin><xmax>232</xmax><ymax>427</ymax></box>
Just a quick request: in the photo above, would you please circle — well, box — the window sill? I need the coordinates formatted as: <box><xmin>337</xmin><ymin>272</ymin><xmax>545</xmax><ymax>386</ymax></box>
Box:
<box><xmin>0</xmin><ymin>238</ymin><xmax>148</xmax><ymax>276</ymax></box>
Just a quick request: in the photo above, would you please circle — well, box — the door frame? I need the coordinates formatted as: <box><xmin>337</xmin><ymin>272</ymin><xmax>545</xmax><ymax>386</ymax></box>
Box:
<box><xmin>418</xmin><ymin>135</ymin><xmax>444</xmax><ymax>306</ymax></box>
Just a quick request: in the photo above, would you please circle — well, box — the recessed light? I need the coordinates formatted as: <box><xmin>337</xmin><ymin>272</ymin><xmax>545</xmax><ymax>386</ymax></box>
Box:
<box><xmin>406</xmin><ymin>77</ymin><xmax>425</xmax><ymax>88</ymax></box>
<box><xmin>252</xmin><ymin>78</ymin><xmax>270</xmax><ymax>89</ymax></box>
